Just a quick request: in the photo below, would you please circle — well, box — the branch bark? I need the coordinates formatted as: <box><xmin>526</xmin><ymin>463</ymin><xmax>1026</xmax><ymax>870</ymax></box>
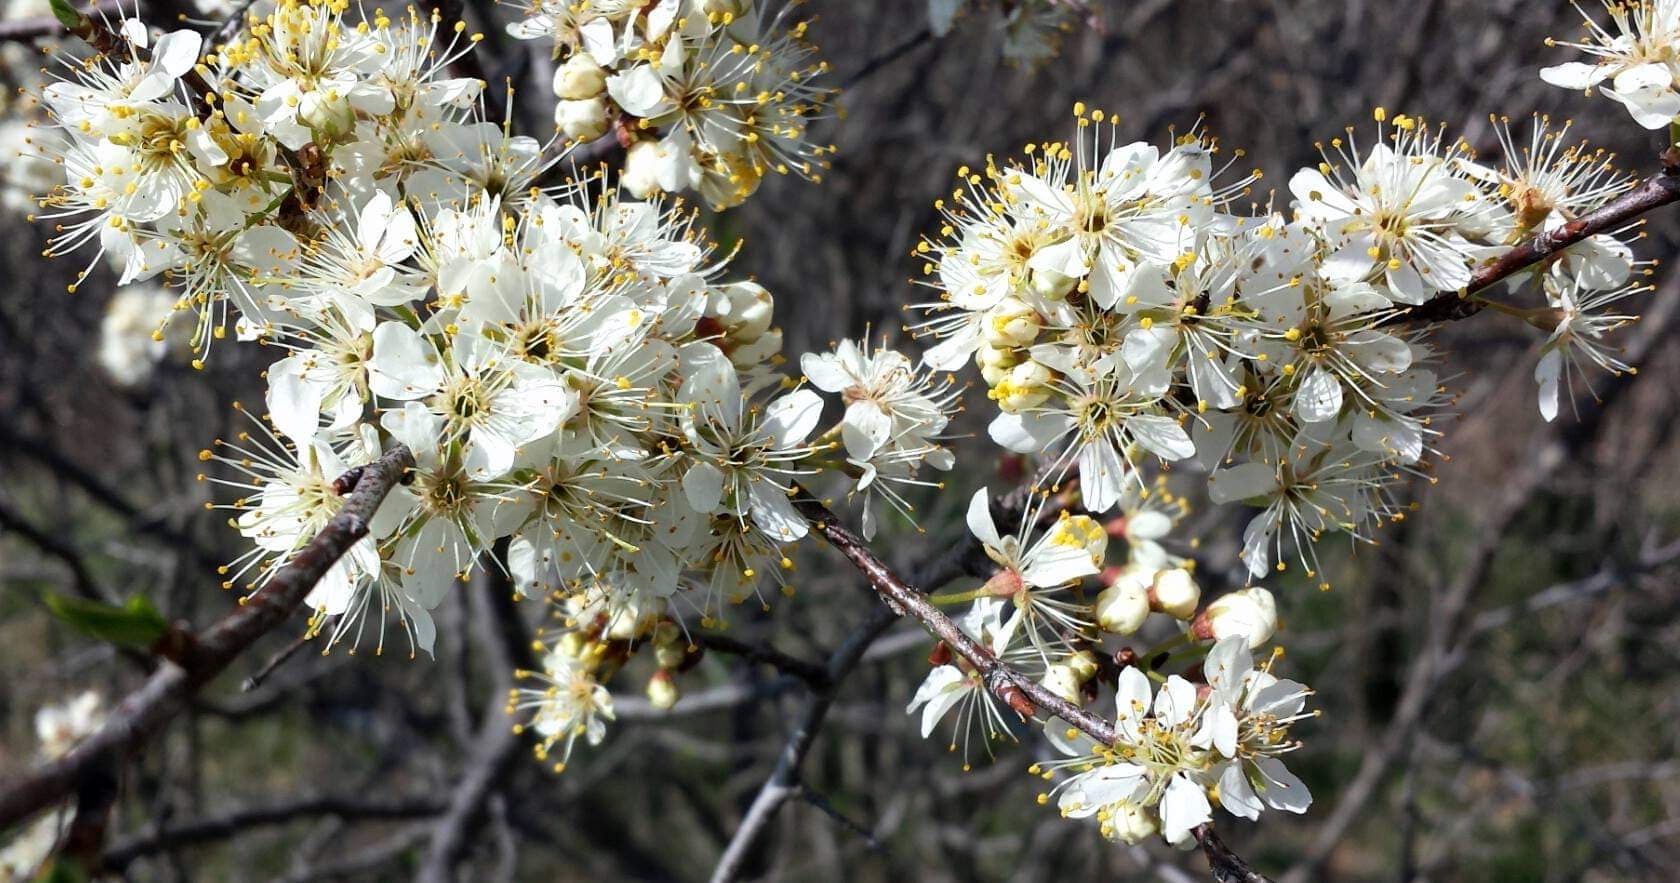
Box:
<box><xmin>1386</xmin><ymin>159</ymin><xmax>1680</xmax><ymax>325</ymax></box>
<box><xmin>0</xmin><ymin>443</ymin><xmax>414</xmax><ymax>832</ymax></box>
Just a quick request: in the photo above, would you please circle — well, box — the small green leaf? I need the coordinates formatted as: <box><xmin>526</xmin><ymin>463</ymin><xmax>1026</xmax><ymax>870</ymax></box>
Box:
<box><xmin>48</xmin><ymin>0</ymin><xmax>82</xmax><ymax>31</ymax></box>
<box><xmin>35</xmin><ymin>857</ymin><xmax>89</xmax><ymax>883</ymax></box>
<box><xmin>44</xmin><ymin>593</ymin><xmax>169</xmax><ymax>649</ymax></box>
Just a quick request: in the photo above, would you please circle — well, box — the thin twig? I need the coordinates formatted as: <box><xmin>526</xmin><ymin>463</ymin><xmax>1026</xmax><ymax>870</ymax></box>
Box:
<box><xmin>0</xmin><ymin>443</ymin><xmax>414</xmax><ymax>832</ymax></box>
<box><xmin>793</xmin><ymin>493</ymin><xmax>1118</xmax><ymax>745</ymax></box>
<box><xmin>1387</xmin><ymin>157</ymin><xmax>1680</xmax><ymax>325</ymax></box>
<box><xmin>1193</xmin><ymin>824</ymin><xmax>1273</xmax><ymax>883</ymax></box>
<box><xmin>692</xmin><ymin>632</ymin><xmax>830</xmax><ymax>688</ymax></box>
<box><xmin>102</xmin><ymin>794</ymin><xmax>447</xmax><ymax>871</ymax></box>
<box><xmin>240</xmin><ymin>630</ymin><xmax>311</xmax><ymax>692</ymax></box>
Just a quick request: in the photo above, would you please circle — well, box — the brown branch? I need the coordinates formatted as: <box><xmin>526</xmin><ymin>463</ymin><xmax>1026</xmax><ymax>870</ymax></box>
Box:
<box><xmin>102</xmin><ymin>793</ymin><xmax>447</xmax><ymax>871</ymax></box>
<box><xmin>1193</xmin><ymin>824</ymin><xmax>1273</xmax><ymax>883</ymax></box>
<box><xmin>1386</xmin><ymin>157</ymin><xmax>1680</xmax><ymax>325</ymax></box>
<box><xmin>792</xmin><ymin>493</ymin><xmax>1119</xmax><ymax>745</ymax></box>
<box><xmin>691</xmin><ymin>632</ymin><xmax>830</xmax><ymax>688</ymax></box>
<box><xmin>414</xmin><ymin>557</ymin><xmax>538</xmax><ymax>883</ymax></box>
<box><xmin>0</xmin><ymin>443</ymin><xmax>414</xmax><ymax>832</ymax></box>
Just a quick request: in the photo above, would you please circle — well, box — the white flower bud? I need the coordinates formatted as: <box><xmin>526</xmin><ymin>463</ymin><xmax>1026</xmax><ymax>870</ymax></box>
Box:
<box><xmin>298</xmin><ymin>90</ymin><xmax>353</xmax><ymax>139</ymax></box>
<box><xmin>1095</xmin><ymin>566</ymin><xmax>1153</xmax><ymax>635</ymax></box>
<box><xmin>1194</xmin><ymin>587</ymin><xmax>1278</xmax><ymax>646</ymax></box>
<box><xmin>983</xmin><ymin>296</ymin><xmax>1040</xmax><ymax>347</ymax></box>
<box><xmin>1101</xmin><ymin>800</ymin><xmax>1158</xmax><ymax>844</ymax></box>
<box><xmin>555</xmin><ymin>97</ymin><xmax>610</xmax><ymax>142</ymax></box>
<box><xmin>990</xmin><ymin>360</ymin><xmax>1052</xmax><ymax>413</ymax></box>
<box><xmin>976</xmin><ymin>343</ymin><xmax>1020</xmax><ymax>371</ymax></box>
<box><xmin>1031</xmin><ymin>266</ymin><xmax>1077</xmax><ymax>301</ymax></box>
<box><xmin>725</xmin><ymin>281</ymin><xmax>774</xmax><ymax>342</ymax></box>
<box><xmin>654</xmin><ymin>642</ymin><xmax>686</xmax><ymax>670</ymax></box>
<box><xmin>1040</xmin><ymin>662</ymin><xmax>1084</xmax><ymax>704</ymax></box>
<box><xmin>1150</xmin><ymin>567</ymin><xmax>1201</xmax><ymax>620</ymax></box>
<box><xmin>553</xmin><ymin>53</ymin><xmax>607</xmax><ymax>100</ymax></box>
<box><xmin>1065</xmin><ymin>648</ymin><xmax>1099</xmax><ymax>682</ymax></box>
<box><xmin>646</xmin><ymin>671</ymin><xmax>679</xmax><ymax>710</ymax></box>
<box><xmin>621</xmin><ymin>140</ymin><xmax>665</xmax><ymax>198</ymax></box>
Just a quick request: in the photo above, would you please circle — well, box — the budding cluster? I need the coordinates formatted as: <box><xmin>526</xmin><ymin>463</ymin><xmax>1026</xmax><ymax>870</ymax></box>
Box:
<box><xmin>507</xmin><ymin>0</ymin><xmax>836</xmax><ymax>209</ymax></box>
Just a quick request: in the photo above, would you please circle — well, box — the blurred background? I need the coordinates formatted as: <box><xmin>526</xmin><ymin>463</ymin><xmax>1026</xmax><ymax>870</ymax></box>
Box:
<box><xmin>3</xmin><ymin>0</ymin><xmax>1680</xmax><ymax>880</ymax></box>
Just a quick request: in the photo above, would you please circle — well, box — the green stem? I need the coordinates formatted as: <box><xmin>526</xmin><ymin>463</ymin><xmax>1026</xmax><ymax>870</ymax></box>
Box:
<box><xmin>927</xmin><ymin>587</ymin><xmax>995</xmax><ymax>607</ymax></box>
<box><xmin>1139</xmin><ymin>630</ymin><xmax>1192</xmax><ymax>663</ymax></box>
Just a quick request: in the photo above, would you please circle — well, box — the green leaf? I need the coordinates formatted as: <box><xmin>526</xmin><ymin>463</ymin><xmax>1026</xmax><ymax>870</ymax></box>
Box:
<box><xmin>44</xmin><ymin>593</ymin><xmax>169</xmax><ymax>649</ymax></box>
<box><xmin>48</xmin><ymin>0</ymin><xmax>82</xmax><ymax>31</ymax></box>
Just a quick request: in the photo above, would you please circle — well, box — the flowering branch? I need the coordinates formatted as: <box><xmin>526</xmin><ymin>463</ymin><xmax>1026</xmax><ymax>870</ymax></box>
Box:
<box><xmin>793</xmin><ymin>492</ymin><xmax>1120</xmax><ymax>744</ymax></box>
<box><xmin>0</xmin><ymin>442</ymin><xmax>414</xmax><ymax>833</ymax></box>
<box><xmin>1387</xmin><ymin>150</ymin><xmax>1680</xmax><ymax>325</ymax></box>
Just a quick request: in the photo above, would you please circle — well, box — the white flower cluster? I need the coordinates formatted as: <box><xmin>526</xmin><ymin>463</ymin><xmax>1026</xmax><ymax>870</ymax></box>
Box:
<box><xmin>908</xmin><ymin>484</ymin><xmax>1281</xmax><ymax>756</ymax></box>
<box><xmin>1040</xmin><ymin>637</ymin><xmax>1313</xmax><ymax>846</ymax></box>
<box><xmin>28</xmin><ymin>4</ymin><xmax>954</xmax><ymax>769</ymax></box>
<box><xmin>508</xmin><ymin>0</ymin><xmax>835</xmax><ymax>209</ymax></box>
<box><xmin>1543</xmin><ymin>0</ymin><xmax>1680</xmax><ymax>129</ymax></box>
<box><xmin>926</xmin><ymin>0</ymin><xmax>1080</xmax><ymax>67</ymax></box>
<box><xmin>913</xmin><ymin>106</ymin><xmax>1644</xmax><ymax>582</ymax></box>
<box><xmin>0</xmin><ymin>693</ymin><xmax>106</xmax><ymax>881</ymax></box>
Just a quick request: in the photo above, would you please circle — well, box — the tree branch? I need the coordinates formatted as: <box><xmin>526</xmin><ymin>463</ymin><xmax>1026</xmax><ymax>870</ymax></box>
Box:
<box><xmin>1193</xmin><ymin>824</ymin><xmax>1273</xmax><ymax>883</ymax></box>
<box><xmin>102</xmin><ymin>794</ymin><xmax>447</xmax><ymax>871</ymax></box>
<box><xmin>1386</xmin><ymin>156</ymin><xmax>1680</xmax><ymax>325</ymax></box>
<box><xmin>792</xmin><ymin>493</ymin><xmax>1118</xmax><ymax>745</ymax></box>
<box><xmin>692</xmin><ymin>632</ymin><xmax>831</xmax><ymax>688</ymax></box>
<box><xmin>0</xmin><ymin>443</ymin><xmax>414</xmax><ymax>832</ymax></box>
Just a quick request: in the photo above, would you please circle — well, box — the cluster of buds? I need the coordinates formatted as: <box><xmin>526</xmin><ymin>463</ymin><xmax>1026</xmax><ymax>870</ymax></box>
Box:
<box><xmin>510</xmin><ymin>0</ymin><xmax>836</xmax><ymax>209</ymax></box>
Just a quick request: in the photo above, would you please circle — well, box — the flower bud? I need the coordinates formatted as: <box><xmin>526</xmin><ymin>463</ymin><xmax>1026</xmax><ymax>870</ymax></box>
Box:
<box><xmin>298</xmin><ymin>91</ymin><xmax>354</xmax><ymax>139</ymax></box>
<box><xmin>1040</xmin><ymin>661</ymin><xmax>1084</xmax><ymax>704</ymax></box>
<box><xmin>553</xmin><ymin>53</ymin><xmax>607</xmax><ymax>100</ymax></box>
<box><xmin>1150</xmin><ymin>567</ymin><xmax>1200</xmax><ymax>620</ymax></box>
<box><xmin>646</xmin><ymin>670</ymin><xmax>679</xmax><ymax>710</ymax></box>
<box><xmin>983</xmin><ymin>296</ymin><xmax>1040</xmax><ymax>347</ymax></box>
<box><xmin>621</xmin><ymin>140</ymin><xmax>665</xmax><ymax>198</ymax></box>
<box><xmin>989</xmin><ymin>360</ymin><xmax>1052</xmax><ymax>413</ymax></box>
<box><xmin>1100</xmin><ymin>800</ymin><xmax>1158</xmax><ymax>844</ymax></box>
<box><xmin>1192</xmin><ymin>587</ymin><xmax>1278</xmax><ymax>646</ymax></box>
<box><xmin>654</xmin><ymin>641</ymin><xmax>686</xmax><ymax>670</ymax></box>
<box><xmin>1031</xmin><ymin>266</ymin><xmax>1078</xmax><ymax>301</ymax></box>
<box><xmin>556</xmin><ymin>97</ymin><xmax>610</xmax><ymax>142</ymax></box>
<box><xmin>1065</xmin><ymin>648</ymin><xmax>1099</xmax><ymax>682</ymax></box>
<box><xmin>723</xmin><ymin>281</ymin><xmax>774</xmax><ymax>342</ymax></box>
<box><xmin>1095</xmin><ymin>566</ymin><xmax>1153</xmax><ymax>635</ymax></box>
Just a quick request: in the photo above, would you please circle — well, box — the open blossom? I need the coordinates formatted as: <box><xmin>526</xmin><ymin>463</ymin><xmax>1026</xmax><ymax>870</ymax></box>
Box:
<box><xmin>509</xmin><ymin>0</ymin><xmax>836</xmax><ymax>209</ymax></box>
<box><xmin>1288</xmin><ymin>113</ymin><xmax>1483</xmax><ymax>305</ymax></box>
<box><xmin>1534</xmin><ymin>278</ymin><xmax>1644</xmax><ymax>422</ymax></box>
<box><xmin>1039</xmin><ymin>638</ymin><xmax>1313</xmax><ymax>845</ymax></box>
<box><xmin>966</xmin><ymin>487</ymin><xmax>1106</xmax><ymax>659</ymax></box>
<box><xmin>1542</xmin><ymin>0</ymin><xmax>1680</xmax><ymax>128</ymax></box>
<box><xmin>906</xmin><ymin>598</ymin><xmax>1025</xmax><ymax>762</ymax></box>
